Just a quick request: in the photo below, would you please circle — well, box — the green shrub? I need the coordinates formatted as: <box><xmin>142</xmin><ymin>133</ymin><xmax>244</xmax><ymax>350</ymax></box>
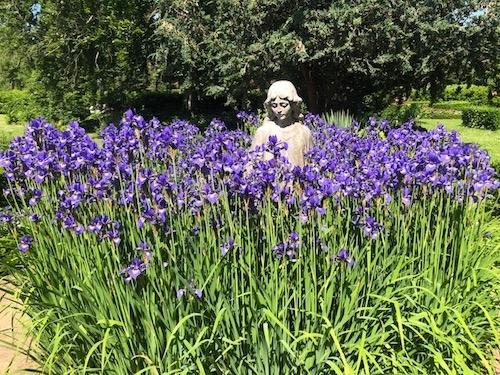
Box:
<box><xmin>431</xmin><ymin>101</ymin><xmax>474</xmax><ymax>111</ymax></box>
<box><xmin>491</xmin><ymin>96</ymin><xmax>500</xmax><ymax>107</ymax></box>
<box><xmin>0</xmin><ymin>89</ymin><xmax>42</xmax><ymax>123</ymax></box>
<box><xmin>420</xmin><ymin>106</ymin><xmax>462</xmax><ymax>119</ymax></box>
<box><xmin>380</xmin><ymin>103</ymin><xmax>421</xmax><ymax>124</ymax></box>
<box><xmin>462</xmin><ymin>107</ymin><xmax>500</xmax><ymax>130</ymax></box>
<box><xmin>411</xmin><ymin>85</ymin><xmax>498</xmax><ymax>106</ymax></box>
<box><xmin>442</xmin><ymin>84</ymin><xmax>490</xmax><ymax>103</ymax></box>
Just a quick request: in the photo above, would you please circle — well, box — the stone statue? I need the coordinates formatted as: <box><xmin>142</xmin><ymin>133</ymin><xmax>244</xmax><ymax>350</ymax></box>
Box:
<box><xmin>251</xmin><ymin>80</ymin><xmax>313</xmax><ymax>166</ymax></box>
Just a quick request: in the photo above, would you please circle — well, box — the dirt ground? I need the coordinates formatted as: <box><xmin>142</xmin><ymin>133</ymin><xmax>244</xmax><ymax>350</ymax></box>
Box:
<box><xmin>0</xmin><ymin>287</ymin><xmax>37</xmax><ymax>374</ymax></box>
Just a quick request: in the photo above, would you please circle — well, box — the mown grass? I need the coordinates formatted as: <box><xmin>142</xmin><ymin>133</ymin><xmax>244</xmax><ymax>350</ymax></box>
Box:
<box><xmin>419</xmin><ymin>118</ymin><xmax>500</xmax><ymax>169</ymax></box>
<box><xmin>0</xmin><ymin>115</ymin><xmax>25</xmax><ymax>147</ymax></box>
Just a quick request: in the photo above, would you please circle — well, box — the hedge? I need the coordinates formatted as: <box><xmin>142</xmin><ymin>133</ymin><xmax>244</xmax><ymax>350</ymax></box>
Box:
<box><xmin>442</xmin><ymin>84</ymin><xmax>490</xmax><ymax>103</ymax></box>
<box><xmin>0</xmin><ymin>89</ymin><xmax>42</xmax><ymax>123</ymax></box>
<box><xmin>462</xmin><ymin>107</ymin><xmax>500</xmax><ymax>130</ymax></box>
<box><xmin>420</xmin><ymin>107</ymin><xmax>462</xmax><ymax>119</ymax></box>
<box><xmin>411</xmin><ymin>85</ymin><xmax>498</xmax><ymax>106</ymax></box>
<box><xmin>380</xmin><ymin>103</ymin><xmax>421</xmax><ymax>124</ymax></box>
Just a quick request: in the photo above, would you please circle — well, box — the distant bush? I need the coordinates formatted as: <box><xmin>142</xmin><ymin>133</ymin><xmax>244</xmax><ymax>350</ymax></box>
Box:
<box><xmin>0</xmin><ymin>89</ymin><xmax>42</xmax><ymax>123</ymax></box>
<box><xmin>411</xmin><ymin>85</ymin><xmax>496</xmax><ymax>106</ymax></box>
<box><xmin>420</xmin><ymin>106</ymin><xmax>462</xmax><ymax>119</ymax></box>
<box><xmin>431</xmin><ymin>101</ymin><xmax>474</xmax><ymax>111</ymax></box>
<box><xmin>380</xmin><ymin>103</ymin><xmax>421</xmax><ymax>124</ymax></box>
<box><xmin>442</xmin><ymin>85</ymin><xmax>490</xmax><ymax>103</ymax></box>
<box><xmin>462</xmin><ymin>107</ymin><xmax>500</xmax><ymax>130</ymax></box>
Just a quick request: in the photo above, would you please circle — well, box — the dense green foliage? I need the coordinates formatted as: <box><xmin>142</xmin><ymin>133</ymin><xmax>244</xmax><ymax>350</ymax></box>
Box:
<box><xmin>0</xmin><ymin>0</ymin><xmax>498</xmax><ymax>121</ymax></box>
<box><xmin>0</xmin><ymin>0</ymin><xmax>156</xmax><ymax>122</ymax></box>
<box><xmin>413</xmin><ymin>84</ymin><xmax>497</xmax><ymax>104</ymax></box>
<box><xmin>9</xmin><ymin>191</ymin><xmax>499</xmax><ymax>374</ymax></box>
<box><xmin>379</xmin><ymin>103</ymin><xmax>422</xmax><ymax>124</ymax></box>
<box><xmin>0</xmin><ymin>89</ymin><xmax>43</xmax><ymax>123</ymax></box>
<box><xmin>442</xmin><ymin>84</ymin><xmax>491</xmax><ymax>103</ymax></box>
<box><xmin>155</xmin><ymin>0</ymin><xmax>499</xmax><ymax>113</ymax></box>
<box><xmin>462</xmin><ymin>107</ymin><xmax>500</xmax><ymax>130</ymax></box>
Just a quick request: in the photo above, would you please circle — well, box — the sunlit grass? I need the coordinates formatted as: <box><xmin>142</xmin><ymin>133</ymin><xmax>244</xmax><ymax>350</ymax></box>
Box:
<box><xmin>0</xmin><ymin>115</ymin><xmax>25</xmax><ymax>141</ymax></box>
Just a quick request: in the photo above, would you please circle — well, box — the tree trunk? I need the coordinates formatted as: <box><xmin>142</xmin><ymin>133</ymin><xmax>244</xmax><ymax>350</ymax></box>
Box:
<box><xmin>301</xmin><ymin>63</ymin><xmax>320</xmax><ymax>114</ymax></box>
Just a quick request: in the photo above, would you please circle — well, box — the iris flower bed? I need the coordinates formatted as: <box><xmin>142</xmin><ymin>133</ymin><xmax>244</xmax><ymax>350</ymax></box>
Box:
<box><xmin>0</xmin><ymin>110</ymin><xmax>499</xmax><ymax>374</ymax></box>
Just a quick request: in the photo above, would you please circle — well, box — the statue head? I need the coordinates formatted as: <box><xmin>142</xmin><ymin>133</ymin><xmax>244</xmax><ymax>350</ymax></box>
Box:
<box><xmin>264</xmin><ymin>80</ymin><xmax>303</xmax><ymax>125</ymax></box>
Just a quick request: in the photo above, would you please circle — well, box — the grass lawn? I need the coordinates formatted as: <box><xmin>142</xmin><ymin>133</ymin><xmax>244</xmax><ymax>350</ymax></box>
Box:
<box><xmin>419</xmin><ymin>118</ymin><xmax>500</xmax><ymax>168</ymax></box>
<box><xmin>0</xmin><ymin>115</ymin><xmax>26</xmax><ymax>139</ymax></box>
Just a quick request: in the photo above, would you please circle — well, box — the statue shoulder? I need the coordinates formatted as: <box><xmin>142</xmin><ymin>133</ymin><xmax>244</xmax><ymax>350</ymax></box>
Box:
<box><xmin>252</xmin><ymin>122</ymin><xmax>274</xmax><ymax>147</ymax></box>
<box><xmin>261</xmin><ymin>119</ymin><xmax>277</xmax><ymax>129</ymax></box>
<box><xmin>254</xmin><ymin>121</ymin><xmax>276</xmax><ymax>136</ymax></box>
<box><xmin>299</xmin><ymin>123</ymin><xmax>313</xmax><ymax>148</ymax></box>
<box><xmin>298</xmin><ymin>123</ymin><xmax>312</xmax><ymax>137</ymax></box>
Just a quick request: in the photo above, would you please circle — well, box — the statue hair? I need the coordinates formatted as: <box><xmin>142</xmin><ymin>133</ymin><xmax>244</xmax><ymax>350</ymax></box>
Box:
<box><xmin>263</xmin><ymin>80</ymin><xmax>304</xmax><ymax>122</ymax></box>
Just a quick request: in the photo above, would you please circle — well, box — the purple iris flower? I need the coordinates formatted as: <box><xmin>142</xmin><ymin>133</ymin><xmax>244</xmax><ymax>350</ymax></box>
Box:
<box><xmin>120</xmin><ymin>257</ymin><xmax>147</xmax><ymax>283</ymax></box>
<box><xmin>362</xmin><ymin>216</ymin><xmax>384</xmax><ymax>239</ymax></box>
<box><xmin>29</xmin><ymin>213</ymin><xmax>40</xmax><ymax>222</ymax></box>
<box><xmin>334</xmin><ymin>248</ymin><xmax>355</xmax><ymax>268</ymax></box>
<box><xmin>194</xmin><ymin>288</ymin><xmax>203</xmax><ymax>299</ymax></box>
<box><xmin>236</xmin><ymin>111</ymin><xmax>259</xmax><ymax>126</ymax></box>
<box><xmin>220</xmin><ymin>238</ymin><xmax>235</xmax><ymax>256</ymax></box>
<box><xmin>18</xmin><ymin>235</ymin><xmax>33</xmax><ymax>253</ymax></box>
<box><xmin>272</xmin><ymin>242</ymin><xmax>286</xmax><ymax>259</ymax></box>
<box><xmin>0</xmin><ymin>211</ymin><xmax>13</xmax><ymax>224</ymax></box>
<box><xmin>206</xmin><ymin>192</ymin><xmax>219</xmax><ymax>204</ymax></box>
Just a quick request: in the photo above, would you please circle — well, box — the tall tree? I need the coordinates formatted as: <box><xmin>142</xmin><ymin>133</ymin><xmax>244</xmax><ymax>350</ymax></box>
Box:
<box><xmin>0</xmin><ymin>1</ymin><xmax>38</xmax><ymax>89</ymax></box>
<box><xmin>154</xmin><ymin>0</ymin><xmax>499</xmax><ymax>113</ymax></box>
<box><xmin>0</xmin><ymin>0</ymin><xmax>157</xmax><ymax>120</ymax></box>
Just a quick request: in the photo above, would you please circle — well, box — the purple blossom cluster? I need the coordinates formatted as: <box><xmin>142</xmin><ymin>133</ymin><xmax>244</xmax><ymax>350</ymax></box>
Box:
<box><xmin>236</xmin><ymin>111</ymin><xmax>259</xmax><ymax>127</ymax></box>
<box><xmin>0</xmin><ymin>118</ymin><xmax>99</xmax><ymax>183</ymax></box>
<box><xmin>18</xmin><ymin>235</ymin><xmax>33</xmax><ymax>254</ymax></box>
<box><xmin>220</xmin><ymin>238</ymin><xmax>235</xmax><ymax>256</ymax></box>
<box><xmin>333</xmin><ymin>249</ymin><xmax>355</xmax><ymax>268</ymax></box>
<box><xmin>119</xmin><ymin>242</ymin><xmax>153</xmax><ymax>282</ymax></box>
<box><xmin>273</xmin><ymin>232</ymin><xmax>300</xmax><ymax>260</ymax></box>
<box><xmin>1</xmin><ymin>110</ymin><xmax>498</xmax><ymax>257</ymax></box>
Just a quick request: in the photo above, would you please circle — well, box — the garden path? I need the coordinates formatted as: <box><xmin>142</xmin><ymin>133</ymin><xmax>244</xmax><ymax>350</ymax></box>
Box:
<box><xmin>0</xmin><ymin>286</ymin><xmax>37</xmax><ymax>374</ymax></box>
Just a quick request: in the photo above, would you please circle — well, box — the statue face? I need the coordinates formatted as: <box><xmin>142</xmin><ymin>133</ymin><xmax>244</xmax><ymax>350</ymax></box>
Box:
<box><xmin>271</xmin><ymin>97</ymin><xmax>292</xmax><ymax>124</ymax></box>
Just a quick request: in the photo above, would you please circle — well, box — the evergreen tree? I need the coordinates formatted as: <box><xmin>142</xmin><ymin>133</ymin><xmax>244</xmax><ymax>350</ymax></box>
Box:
<box><xmin>155</xmin><ymin>0</ymin><xmax>499</xmax><ymax>113</ymax></box>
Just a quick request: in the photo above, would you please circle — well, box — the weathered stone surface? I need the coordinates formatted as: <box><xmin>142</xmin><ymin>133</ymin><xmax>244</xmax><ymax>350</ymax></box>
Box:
<box><xmin>251</xmin><ymin>80</ymin><xmax>313</xmax><ymax>166</ymax></box>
